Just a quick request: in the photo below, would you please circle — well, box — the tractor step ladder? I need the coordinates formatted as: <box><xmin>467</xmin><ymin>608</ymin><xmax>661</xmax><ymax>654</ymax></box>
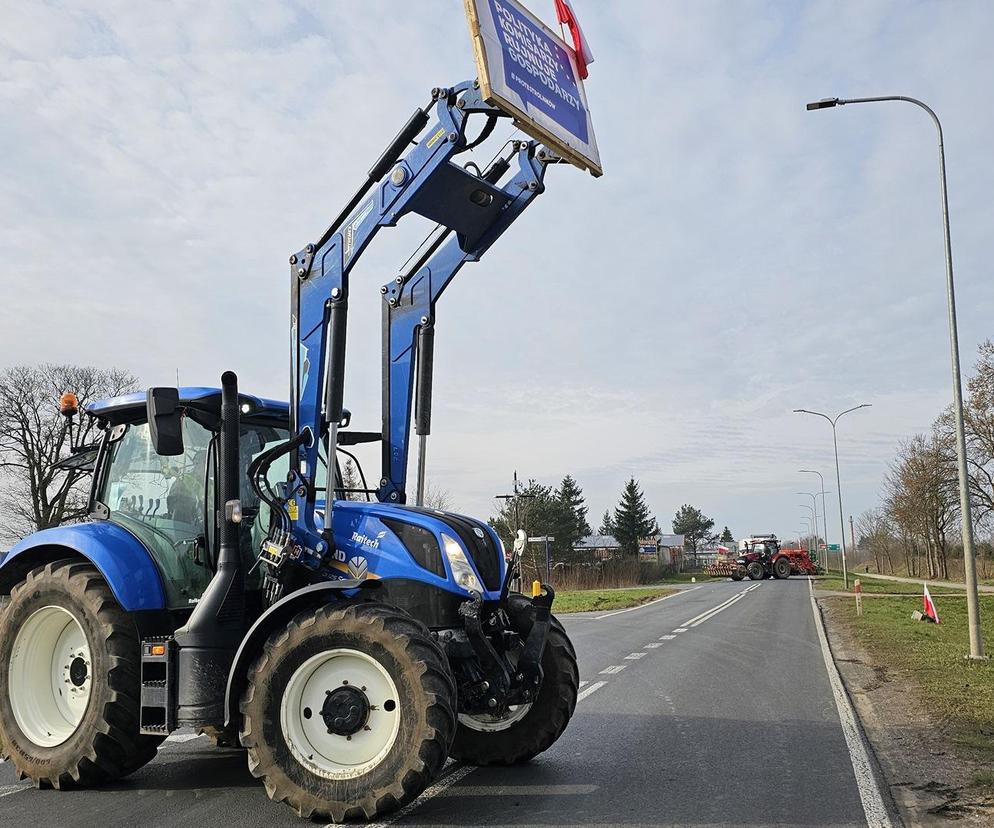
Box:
<box><xmin>139</xmin><ymin>636</ymin><xmax>177</xmax><ymax>735</ymax></box>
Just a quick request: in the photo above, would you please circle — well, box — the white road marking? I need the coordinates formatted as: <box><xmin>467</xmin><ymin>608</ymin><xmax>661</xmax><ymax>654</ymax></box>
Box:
<box><xmin>688</xmin><ymin>593</ymin><xmax>748</xmax><ymax>627</ymax></box>
<box><xmin>673</xmin><ymin>627</ymin><xmax>688</xmax><ymax>633</ymax></box>
<box><xmin>681</xmin><ymin>588</ymin><xmax>751</xmax><ymax>626</ymax></box>
<box><xmin>0</xmin><ymin>783</ymin><xmax>31</xmax><ymax>799</ymax></box>
<box><xmin>576</xmin><ymin>680</ymin><xmax>607</xmax><ymax>702</ymax></box>
<box><xmin>624</xmin><ymin>652</ymin><xmax>646</xmax><ymax>660</ymax></box>
<box><xmin>358</xmin><ymin>669</ymin><xmax>610</xmax><ymax>826</ymax></box>
<box><xmin>599</xmin><ymin>665</ymin><xmax>626</xmax><ymax>674</ymax></box>
<box><xmin>360</xmin><ymin>763</ymin><xmax>476</xmax><ymax>828</ymax></box>
<box><xmin>659</xmin><ymin>634</ymin><xmax>676</xmax><ymax>640</ymax></box>
<box><xmin>595</xmin><ymin>585</ymin><xmax>702</xmax><ymax>619</ymax></box>
<box><xmin>643</xmin><ymin>642</ymin><xmax>663</xmax><ymax>648</ymax></box>
<box><xmin>441</xmin><ymin>783</ymin><xmax>599</xmax><ymax>796</ymax></box>
<box><xmin>808</xmin><ymin>578</ymin><xmax>893</xmax><ymax>827</ymax></box>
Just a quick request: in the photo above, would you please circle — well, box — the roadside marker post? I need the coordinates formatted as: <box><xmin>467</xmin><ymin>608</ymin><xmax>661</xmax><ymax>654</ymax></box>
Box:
<box><xmin>854</xmin><ymin>578</ymin><xmax>862</xmax><ymax>617</ymax></box>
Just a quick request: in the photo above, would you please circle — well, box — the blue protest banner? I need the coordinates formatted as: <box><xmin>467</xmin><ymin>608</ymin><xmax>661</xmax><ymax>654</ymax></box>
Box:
<box><xmin>465</xmin><ymin>0</ymin><xmax>602</xmax><ymax>176</ymax></box>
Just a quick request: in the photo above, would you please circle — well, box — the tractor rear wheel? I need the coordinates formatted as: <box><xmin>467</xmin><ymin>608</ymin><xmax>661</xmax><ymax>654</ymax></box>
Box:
<box><xmin>773</xmin><ymin>557</ymin><xmax>792</xmax><ymax>579</ymax></box>
<box><xmin>449</xmin><ymin>593</ymin><xmax>578</xmax><ymax>766</ymax></box>
<box><xmin>0</xmin><ymin>560</ymin><xmax>163</xmax><ymax>788</ymax></box>
<box><xmin>746</xmin><ymin>561</ymin><xmax>765</xmax><ymax>581</ymax></box>
<box><xmin>239</xmin><ymin>601</ymin><xmax>456</xmax><ymax>822</ymax></box>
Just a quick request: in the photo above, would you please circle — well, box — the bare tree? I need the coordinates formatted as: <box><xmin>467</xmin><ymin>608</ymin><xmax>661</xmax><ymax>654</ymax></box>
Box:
<box><xmin>423</xmin><ymin>483</ymin><xmax>454</xmax><ymax>512</ymax></box>
<box><xmin>0</xmin><ymin>364</ymin><xmax>138</xmax><ymax>542</ymax></box>
<box><xmin>885</xmin><ymin>431</ymin><xmax>958</xmax><ymax>580</ymax></box>
<box><xmin>855</xmin><ymin>508</ymin><xmax>895</xmax><ymax>574</ymax></box>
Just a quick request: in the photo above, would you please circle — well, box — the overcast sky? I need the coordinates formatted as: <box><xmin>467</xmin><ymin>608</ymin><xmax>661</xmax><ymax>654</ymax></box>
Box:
<box><xmin>3</xmin><ymin>1</ymin><xmax>993</xmax><ymax>544</ymax></box>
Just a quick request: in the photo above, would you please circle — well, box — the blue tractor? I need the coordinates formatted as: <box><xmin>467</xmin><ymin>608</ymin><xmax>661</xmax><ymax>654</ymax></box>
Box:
<box><xmin>0</xmin><ymin>81</ymin><xmax>588</xmax><ymax>821</ymax></box>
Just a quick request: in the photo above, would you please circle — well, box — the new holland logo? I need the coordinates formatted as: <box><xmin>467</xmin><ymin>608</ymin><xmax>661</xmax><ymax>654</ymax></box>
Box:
<box><xmin>351</xmin><ymin>529</ymin><xmax>387</xmax><ymax>550</ymax></box>
<box><xmin>347</xmin><ymin>556</ymin><xmax>369</xmax><ymax>580</ymax></box>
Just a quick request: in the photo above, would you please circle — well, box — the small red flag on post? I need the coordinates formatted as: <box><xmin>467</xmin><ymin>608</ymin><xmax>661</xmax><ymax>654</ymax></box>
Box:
<box><xmin>923</xmin><ymin>584</ymin><xmax>940</xmax><ymax>624</ymax></box>
<box><xmin>554</xmin><ymin>0</ymin><xmax>595</xmax><ymax>79</ymax></box>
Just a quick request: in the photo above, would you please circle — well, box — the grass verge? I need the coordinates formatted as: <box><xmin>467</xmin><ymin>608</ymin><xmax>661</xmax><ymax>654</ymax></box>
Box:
<box><xmin>823</xmin><ymin>592</ymin><xmax>994</xmax><ymax>775</ymax></box>
<box><xmin>817</xmin><ymin>575</ymin><xmax>960</xmax><ymax>595</ymax></box>
<box><xmin>554</xmin><ymin>586</ymin><xmax>679</xmax><ymax>613</ymax></box>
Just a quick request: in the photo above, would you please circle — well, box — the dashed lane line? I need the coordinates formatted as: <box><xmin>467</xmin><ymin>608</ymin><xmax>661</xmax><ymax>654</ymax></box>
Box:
<box><xmin>595</xmin><ymin>585</ymin><xmax>702</xmax><ymax>619</ymax></box>
<box><xmin>673</xmin><ymin>627</ymin><xmax>688</xmax><ymax>633</ymax></box>
<box><xmin>599</xmin><ymin>665</ymin><xmax>626</xmax><ymax>674</ymax></box>
<box><xmin>624</xmin><ymin>652</ymin><xmax>646</xmax><ymax>660</ymax></box>
<box><xmin>576</xmin><ymin>680</ymin><xmax>607</xmax><ymax>702</ymax></box>
<box><xmin>643</xmin><ymin>643</ymin><xmax>663</xmax><ymax>648</ymax></box>
<box><xmin>808</xmin><ymin>578</ymin><xmax>893</xmax><ymax>827</ymax></box>
<box><xmin>659</xmin><ymin>634</ymin><xmax>676</xmax><ymax>640</ymax></box>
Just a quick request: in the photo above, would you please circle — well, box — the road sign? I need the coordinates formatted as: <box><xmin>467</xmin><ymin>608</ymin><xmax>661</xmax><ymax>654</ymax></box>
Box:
<box><xmin>827</xmin><ymin>543</ymin><xmax>841</xmax><ymax>552</ymax></box>
<box><xmin>464</xmin><ymin>0</ymin><xmax>602</xmax><ymax>176</ymax></box>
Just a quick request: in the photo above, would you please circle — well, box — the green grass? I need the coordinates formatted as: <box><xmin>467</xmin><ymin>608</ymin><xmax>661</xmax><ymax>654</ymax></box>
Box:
<box><xmin>824</xmin><ymin>593</ymin><xmax>994</xmax><ymax>756</ymax></box>
<box><xmin>817</xmin><ymin>575</ymin><xmax>961</xmax><ymax>595</ymax></box>
<box><xmin>554</xmin><ymin>586</ymin><xmax>679</xmax><ymax>613</ymax></box>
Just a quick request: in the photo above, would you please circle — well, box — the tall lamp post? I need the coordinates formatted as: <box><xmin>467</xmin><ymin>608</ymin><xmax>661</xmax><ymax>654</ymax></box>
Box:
<box><xmin>800</xmin><ymin>469</ymin><xmax>829</xmax><ymax>569</ymax></box>
<box><xmin>794</xmin><ymin>405</ymin><xmax>870</xmax><ymax>589</ymax></box>
<box><xmin>799</xmin><ymin>505</ymin><xmax>817</xmax><ymax>556</ymax></box>
<box><xmin>797</xmin><ymin>492</ymin><xmax>820</xmax><ymax>547</ymax></box>
<box><xmin>807</xmin><ymin>95</ymin><xmax>984</xmax><ymax>660</ymax></box>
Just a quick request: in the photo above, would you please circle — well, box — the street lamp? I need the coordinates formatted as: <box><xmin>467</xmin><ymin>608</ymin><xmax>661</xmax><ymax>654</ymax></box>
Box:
<box><xmin>794</xmin><ymin>405</ymin><xmax>870</xmax><ymax>589</ymax></box>
<box><xmin>806</xmin><ymin>94</ymin><xmax>984</xmax><ymax>660</ymax></box>
<box><xmin>799</xmin><ymin>504</ymin><xmax>817</xmax><ymax>556</ymax></box>
<box><xmin>797</xmin><ymin>492</ymin><xmax>820</xmax><ymax>548</ymax></box>
<box><xmin>800</xmin><ymin>469</ymin><xmax>829</xmax><ymax>569</ymax></box>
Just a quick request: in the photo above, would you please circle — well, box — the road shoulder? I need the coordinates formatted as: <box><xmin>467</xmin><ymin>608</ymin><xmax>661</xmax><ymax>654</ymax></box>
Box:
<box><xmin>817</xmin><ymin>594</ymin><xmax>994</xmax><ymax>826</ymax></box>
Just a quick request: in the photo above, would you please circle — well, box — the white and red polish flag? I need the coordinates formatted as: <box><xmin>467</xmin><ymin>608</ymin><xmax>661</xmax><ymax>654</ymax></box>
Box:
<box><xmin>923</xmin><ymin>584</ymin><xmax>940</xmax><ymax>624</ymax></box>
<box><xmin>554</xmin><ymin>0</ymin><xmax>595</xmax><ymax>79</ymax></box>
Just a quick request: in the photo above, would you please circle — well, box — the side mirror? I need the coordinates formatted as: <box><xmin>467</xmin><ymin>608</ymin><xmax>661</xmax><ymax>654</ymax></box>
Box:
<box><xmin>147</xmin><ymin>387</ymin><xmax>184</xmax><ymax>456</ymax></box>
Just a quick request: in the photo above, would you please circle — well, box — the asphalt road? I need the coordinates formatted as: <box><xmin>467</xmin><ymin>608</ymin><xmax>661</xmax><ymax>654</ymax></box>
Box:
<box><xmin>0</xmin><ymin>578</ymin><xmax>897</xmax><ymax>827</ymax></box>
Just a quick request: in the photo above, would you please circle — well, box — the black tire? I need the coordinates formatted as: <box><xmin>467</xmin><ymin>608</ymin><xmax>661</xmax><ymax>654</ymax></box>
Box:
<box><xmin>239</xmin><ymin>601</ymin><xmax>456</xmax><ymax>822</ymax></box>
<box><xmin>0</xmin><ymin>560</ymin><xmax>163</xmax><ymax>788</ymax></box>
<box><xmin>746</xmin><ymin>561</ymin><xmax>765</xmax><ymax>581</ymax></box>
<box><xmin>449</xmin><ymin>593</ymin><xmax>578</xmax><ymax>766</ymax></box>
<box><xmin>773</xmin><ymin>557</ymin><xmax>792</xmax><ymax>579</ymax></box>
<box><xmin>730</xmin><ymin>567</ymin><xmax>745</xmax><ymax>582</ymax></box>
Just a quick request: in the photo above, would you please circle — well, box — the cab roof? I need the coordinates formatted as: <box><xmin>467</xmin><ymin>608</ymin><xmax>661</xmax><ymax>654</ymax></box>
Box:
<box><xmin>87</xmin><ymin>387</ymin><xmax>289</xmax><ymax>425</ymax></box>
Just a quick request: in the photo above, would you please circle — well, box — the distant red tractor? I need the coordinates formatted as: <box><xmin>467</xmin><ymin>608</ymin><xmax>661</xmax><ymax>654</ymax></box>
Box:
<box><xmin>706</xmin><ymin>534</ymin><xmax>816</xmax><ymax>580</ymax></box>
<box><xmin>731</xmin><ymin>535</ymin><xmax>792</xmax><ymax>580</ymax></box>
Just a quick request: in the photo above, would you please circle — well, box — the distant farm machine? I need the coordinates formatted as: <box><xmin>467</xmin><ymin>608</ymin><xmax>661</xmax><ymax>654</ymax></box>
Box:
<box><xmin>0</xmin><ymin>3</ymin><xmax>602</xmax><ymax>822</ymax></box>
<box><xmin>705</xmin><ymin>535</ymin><xmax>818</xmax><ymax>580</ymax></box>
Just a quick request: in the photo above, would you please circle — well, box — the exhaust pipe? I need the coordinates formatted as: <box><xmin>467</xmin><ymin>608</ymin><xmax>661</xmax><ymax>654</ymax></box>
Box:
<box><xmin>174</xmin><ymin>371</ymin><xmax>245</xmax><ymax>726</ymax></box>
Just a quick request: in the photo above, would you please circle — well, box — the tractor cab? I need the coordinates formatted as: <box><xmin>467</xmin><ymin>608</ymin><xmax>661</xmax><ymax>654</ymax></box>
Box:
<box><xmin>83</xmin><ymin>388</ymin><xmax>306</xmax><ymax>610</ymax></box>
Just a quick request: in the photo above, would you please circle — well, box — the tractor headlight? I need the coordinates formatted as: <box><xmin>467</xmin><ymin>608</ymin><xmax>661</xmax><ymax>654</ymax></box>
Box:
<box><xmin>441</xmin><ymin>533</ymin><xmax>483</xmax><ymax>594</ymax></box>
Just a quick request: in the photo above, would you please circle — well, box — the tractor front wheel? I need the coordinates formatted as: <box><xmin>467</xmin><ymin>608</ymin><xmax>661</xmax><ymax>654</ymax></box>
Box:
<box><xmin>239</xmin><ymin>602</ymin><xmax>456</xmax><ymax>822</ymax></box>
<box><xmin>0</xmin><ymin>561</ymin><xmax>162</xmax><ymax>788</ymax></box>
<box><xmin>730</xmin><ymin>567</ymin><xmax>745</xmax><ymax>581</ymax></box>
<box><xmin>746</xmin><ymin>561</ymin><xmax>765</xmax><ymax>581</ymax></box>
<box><xmin>449</xmin><ymin>593</ymin><xmax>579</xmax><ymax>766</ymax></box>
<box><xmin>773</xmin><ymin>557</ymin><xmax>792</xmax><ymax>579</ymax></box>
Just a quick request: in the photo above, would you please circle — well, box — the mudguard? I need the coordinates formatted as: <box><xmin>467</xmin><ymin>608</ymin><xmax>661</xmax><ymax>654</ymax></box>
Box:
<box><xmin>222</xmin><ymin>578</ymin><xmax>376</xmax><ymax>726</ymax></box>
<box><xmin>0</xmin><ymin>523</ymin><xmax>167</xmax><ymax>611</ymax></box>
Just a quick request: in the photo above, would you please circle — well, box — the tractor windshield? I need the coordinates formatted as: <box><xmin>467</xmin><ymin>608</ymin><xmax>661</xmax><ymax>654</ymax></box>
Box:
<box><xmin>98</xmin><ymin>419</ymin><xmax>213</xmax><ymax>608</ymax></box>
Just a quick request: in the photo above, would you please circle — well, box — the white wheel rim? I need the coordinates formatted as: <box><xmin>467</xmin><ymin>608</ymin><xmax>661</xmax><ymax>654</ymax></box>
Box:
<box><xmin>280</xmin><ymin>648</ymin><xmax>400</xmax><ymax>780</ymax></box>
<box><xmin>8</xmin><ymin>605</ymin><xmax>93</xmax><ymax>747</ymax></box>
<box><xmin>458</xmin><ymin>702</ymin><xmax>533</xmax><ymax>732</ymax></box>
